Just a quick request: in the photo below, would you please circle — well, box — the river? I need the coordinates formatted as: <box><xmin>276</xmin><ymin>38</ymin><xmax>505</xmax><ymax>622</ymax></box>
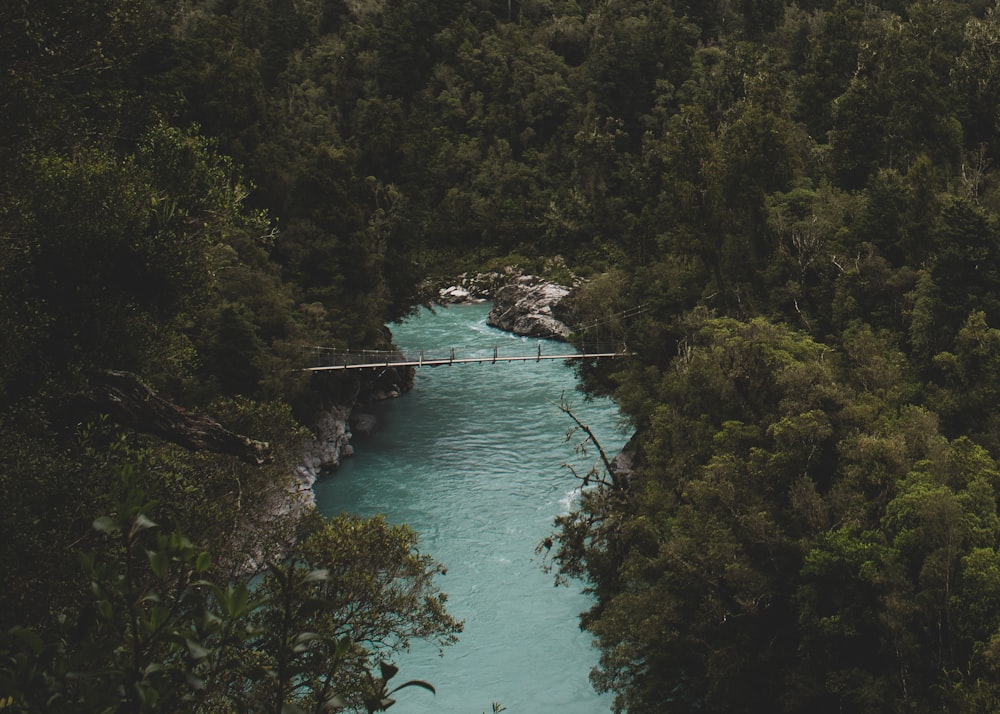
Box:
<box><xmin>313</xmin><ymin>302</ymin><xmax>627</xmax><ymax>714</ymax></box>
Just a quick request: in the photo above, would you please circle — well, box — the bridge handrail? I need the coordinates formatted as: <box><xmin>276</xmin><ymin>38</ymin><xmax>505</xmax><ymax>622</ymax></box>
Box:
<box><xmin>303</xmin><ymin>341</ymin><xmax>631</xmax><ymax>371</ymax></box>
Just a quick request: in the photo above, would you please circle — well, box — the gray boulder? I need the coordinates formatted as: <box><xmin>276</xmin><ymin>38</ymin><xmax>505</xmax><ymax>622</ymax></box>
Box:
<box><xmin>487</xmin><ymin>275</ymin><xmax>571</xmax><ymax>339</ymax></box>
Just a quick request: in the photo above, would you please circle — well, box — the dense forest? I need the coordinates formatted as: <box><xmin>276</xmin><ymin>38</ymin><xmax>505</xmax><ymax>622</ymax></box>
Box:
<box><xmin>6</xmin><ymin>0</ymin><xmax>1000</xmax><ymax>711</ymax></box>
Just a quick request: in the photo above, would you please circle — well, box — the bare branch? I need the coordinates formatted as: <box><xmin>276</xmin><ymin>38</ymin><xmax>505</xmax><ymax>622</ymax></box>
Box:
<box><xmin>554</xmin><ymin>396</ymin><xmax>620</xmax><ymax>490</ymax></box>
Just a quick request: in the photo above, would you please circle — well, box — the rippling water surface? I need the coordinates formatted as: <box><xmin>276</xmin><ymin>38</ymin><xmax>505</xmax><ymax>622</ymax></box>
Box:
<box><xmin>313</xmin><ymin>303</ymin><xmax>627</xmax><ymax>714</ymax></box>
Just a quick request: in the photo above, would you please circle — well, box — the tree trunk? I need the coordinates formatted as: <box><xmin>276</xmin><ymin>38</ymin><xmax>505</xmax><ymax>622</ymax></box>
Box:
<box><xmin>89</xmin><ymin>370</ymin><xmax>272</xmax><ymax>465</ymax></box>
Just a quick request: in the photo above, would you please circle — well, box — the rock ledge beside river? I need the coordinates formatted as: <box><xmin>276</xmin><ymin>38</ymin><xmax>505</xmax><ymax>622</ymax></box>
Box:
<box><xmin>298</xmin><ymin>405</ymin><xmax>354</xmax><ymax>488</ymax></box>
<box><xmin>438</xmin><ymin>270</ymin><xmax>574</xmax><ymax>340</ymax></box>
<box><xmin>295</xmin><ymin>361</ymin><xmax>413</xmax><ymax>519</ymax></box>
<box><xmin>436</xmin><ymin>270</ymin><xmax>513</xmax><ymax>303</ymax></box>
<box><xmin>487</xmin><ymin>275</ymin><xmax>572</xmax><ymax>340</ymax></box>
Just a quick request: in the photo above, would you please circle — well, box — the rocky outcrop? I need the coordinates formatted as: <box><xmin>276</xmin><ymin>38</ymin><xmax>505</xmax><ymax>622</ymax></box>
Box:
<box><xmin>297</xmin><ymin>405</ymin><xmax>355</xmax><ymax>491</ymax></box>
<box><xmin>609</xmin><ymin>432</ymin><xmax>642</xmax><ymax>490</ymax></box>
<box><xmin>296</xmin><ymin>365</ymin><xmax>412</xmax><ymax>490</ymax></box>
<box><xmin>437</xmin><ymin>270</ymin><xmax>513</xmax><ymax>303</ymax></box>
<box><xmin>487</xmin><ymin>275</ymin><xmax>572</xmax><ymax>339</ymax></box>
<box><xmin>438</xmin><ymin>285</ymin><xmax>472</xmax><ymax>303</ymax></box>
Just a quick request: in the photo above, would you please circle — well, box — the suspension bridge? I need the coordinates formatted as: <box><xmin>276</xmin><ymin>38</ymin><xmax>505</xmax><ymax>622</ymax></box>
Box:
<box><xmin>300</xmin><ymin>305</ymin><xmax>646</xmax><ymax>372</ymax></box>
<box><xmin>302</xmin><ymin>343</ymin><xmax>630</xmax><ymax>372</ymax></box>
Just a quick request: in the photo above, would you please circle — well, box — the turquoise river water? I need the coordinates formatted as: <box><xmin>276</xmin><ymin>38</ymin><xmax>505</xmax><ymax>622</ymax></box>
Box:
<box><xmin>313</xmin><ymin>302</ymin><xmax>627</xmax><ymax>714</ymax></box>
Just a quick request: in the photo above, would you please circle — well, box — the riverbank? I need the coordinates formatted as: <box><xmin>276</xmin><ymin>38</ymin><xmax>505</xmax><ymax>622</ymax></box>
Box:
<box><xmin>289</xmin><ymin>265</ymin><xmax>583</xmax><ymax>544</ymax></box>
<box><xmin>261</xmin><ymin>357</ymin><xmax>417</xmax><ymax>565</ymax></box>
<box><xmin>313</xmin><ymin>302</ymin><xmax>627</xmax><ymax>713</ymax></box>
<box><xmin>295</xmin><ymin>266</ymin><xmax>582</xmax><ymax>496</ymax></box>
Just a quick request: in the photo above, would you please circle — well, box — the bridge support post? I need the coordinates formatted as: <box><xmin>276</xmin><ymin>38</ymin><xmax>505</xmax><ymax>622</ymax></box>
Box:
<box><xmin>493</xmin><ymin>345</ymin><xmax>498</xmax><ymax>364</ymax></box>
<box><xmin>537</xmin><ymin>343</ymin><xmax>542</xmax><ymax>362</ymax></box>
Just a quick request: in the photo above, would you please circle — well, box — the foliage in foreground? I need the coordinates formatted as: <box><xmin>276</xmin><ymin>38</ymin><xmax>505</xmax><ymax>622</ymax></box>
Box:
<box><xmin>0</xmin><ymin>466</ymin><xmax>461</xmax><ymax>713</ymax></box>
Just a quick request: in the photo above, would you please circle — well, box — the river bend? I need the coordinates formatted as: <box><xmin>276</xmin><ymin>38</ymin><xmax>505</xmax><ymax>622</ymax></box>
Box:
<box><xmin>314</xmin><ymin>303</ymin><xmax>626</xmax><ymax>714</ymax></box>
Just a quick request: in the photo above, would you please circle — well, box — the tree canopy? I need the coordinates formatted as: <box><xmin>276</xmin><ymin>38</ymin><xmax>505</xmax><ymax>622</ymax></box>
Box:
<box><xmin>9</xmin><ymin>0</ymin><xmax>1000</xmax><ymax>711</ymax></box>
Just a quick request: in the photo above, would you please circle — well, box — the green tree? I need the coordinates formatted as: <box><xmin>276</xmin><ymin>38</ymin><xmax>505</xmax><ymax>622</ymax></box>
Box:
<box><xmin>930</xmin><ymin>311</ymin><xmax>1000</xmax><ymax>453</ymax></box>
<box><xmin>953</xmin><ymin>2</ymin><xmax>1000</xmax><ymax>156</ymax></box>
<box><xmin>830</xmin><ymin>6</ymin><xmax>964</xmax><ymax>188</ymax></box>
<box><xmin>552</xmin><ymin>314</ymin><xmax>1000</xmax><ymax>713</ymax></box>
<box><xmin>0</xmin><ymin>466</ymin><xmax>459</xmax><ymax>713</ymax></box>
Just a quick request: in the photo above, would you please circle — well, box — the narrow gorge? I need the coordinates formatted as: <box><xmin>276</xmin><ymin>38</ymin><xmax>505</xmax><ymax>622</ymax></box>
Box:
<box><xmin>313</xmin><ymin>302</ymin><xmax>628</xmax><ymax>713</ymax></box>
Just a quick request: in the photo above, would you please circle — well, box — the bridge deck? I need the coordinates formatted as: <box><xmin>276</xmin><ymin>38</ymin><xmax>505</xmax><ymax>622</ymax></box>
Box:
<box><xmin>303</xmin><ymin>352</ymin><xmax>624</xmax><ymax>371</ymax></box>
